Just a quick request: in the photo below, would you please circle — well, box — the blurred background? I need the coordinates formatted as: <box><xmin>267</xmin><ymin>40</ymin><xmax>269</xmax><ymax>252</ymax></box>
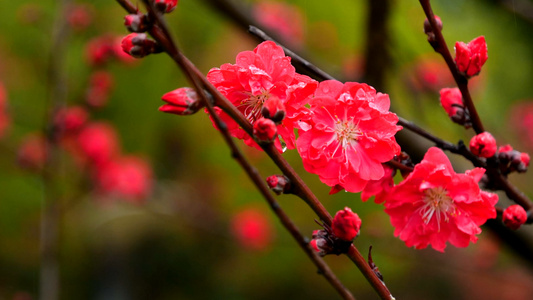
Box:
<box><xmin>1</xmin><ymin>0</ymin><xmax>533</xmax><ymax>299</ymax></box>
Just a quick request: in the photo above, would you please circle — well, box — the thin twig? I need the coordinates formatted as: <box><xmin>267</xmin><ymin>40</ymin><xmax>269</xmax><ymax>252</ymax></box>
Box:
<box><xmin>41</xmin><ymin>0</ymin><xmax>72</xmax><ymax>299</ymax></box>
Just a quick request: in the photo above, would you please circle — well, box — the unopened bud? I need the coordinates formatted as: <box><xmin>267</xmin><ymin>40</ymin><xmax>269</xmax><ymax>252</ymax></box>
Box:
<box><xmin>439</xmin><ymin>87</ymin><xmax>471</xmax><ymax>128</ymax></box>
<box><xmin>261</xmin><ymin>96</ymin><xmax>285</xmax><ymax>124</ymax></box>
<box><xmin>253</xmin><ymin>118</ymin><xmax>277</xmax><ymax>143</ymax></box>
<box><xmin>331</xmin><ymin>207</ymin><xmax>362</xmax><ymax>242</ymax></box>
<box><xmin>124</xmin><ymin>14</ymin><xmax>149</xmax><ymax>33</ymax></box>
<box><xmin>121</xmin><ymin>33</ymin><xmax>160</xmax><ymax>59</ymax></box>
<box><xmin>423</xmin><ymin>15</ymin><xmax>443</xmax><ymax>46</ymax></box>
<box><xmin>310</xmin><ymin>238</ymin><xmax>332</xmax><ymax>257</ymax></box>
<box><xmin>154</xmin><ymin>0</ymin><xmax>178</xmax><ymax>13</ymax></box>
<box><xmin>266</xmin><ymin>174</ymin><xmax>291</xmax><ymax>195</ymax></box>
<box><xmin>159</xmin><ymin>87</ymin><xmax>204</xmax><ymax>115</ymax></box>
<box><xmin>498</xmin><ymin>145</ymin><xmax>530</xmax><ymax>174</ymax></box>
<box><xmin>469</xmin><ymin>132</ymin><xmax>497</xmax><ymax>158</ymax></box>
<box><xmin>502</xmin><ymin>205</ymin><xmax>528</xmax><ymax>230</ymax></box>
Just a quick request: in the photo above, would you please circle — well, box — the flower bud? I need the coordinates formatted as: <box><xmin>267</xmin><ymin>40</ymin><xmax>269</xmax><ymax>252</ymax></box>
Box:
<box><xmin>154</xmin><ymin>0</ymin><xmax>178</xmax><ymax>13</ymax></box>
<box><xmin>124</xmin><ymin>13</ymin><xmax>149</xmax><ymax>33</ymax></box>
<box><xmin>310</xmin><ymin>238</ymin><xmax>332</xmax><ymax>257</ymax></box>
<box><xmin>331</xmin><ymin>207</ymin><xmax>362</xmax><ymax>242</ymax></box>
<box><xmin>439</xmin><ymin>87</ymin><xmax>471</xmax><ymax>127</ymax></box>
<box><xmin>423</xmin><ymin>15</ymin><xmax>442</xmax><ymax>45</ymax></box>
<box><xmin>261</xmin><ymin>96</ymin><xmax>285</xmax><ymax>124</ymax></box>
<box><xmin>253</xmin><ymin>118</ymin><xmax>277</xmax><ymax>143</ymax></box>
<box><xmin>121</xmin><ymin>33</ymin><xmax>159</xmax><ymax>59</ymax></box>
<box><xmin>159</xmin><ymin>87</ymin><xmax>204</xmax><ymax>116</ymax></box>
<box><xmin>469</xmin><ymin>132</ymin><xmax>497</xmax><ymax>158</ymax></box>
<box><xmin>86</xmin><ymin>71</ymin><xmax>114</xmax><ymax>108</ymax></box>
<box><xmin>498</xmin><ymin>145</ymin><xmax>530</xmax><ymax>174</ymax></box>
<box><xmin>54</xmin><ymin>106</ymin><xmax>89</xmax><ymax>135</ymax></box>
<box><xmin>502</xmin><ymin>205</ymin><xmax>528</xmax><ymax>230</ymax></box>
<box><xmin>266</xmin><ymin>174</ymin><xmax>291</xmax><ymax>195</ymax></box>
<box><xmin>454</xmin><ymin>36</ymin><xmax>488</xmax><ymax>77</ymax></box>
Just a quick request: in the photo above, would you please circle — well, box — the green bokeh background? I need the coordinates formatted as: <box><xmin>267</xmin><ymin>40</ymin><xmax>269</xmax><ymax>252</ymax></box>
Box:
<box><xmin>1</xmin><ymin>0</ymin><xmax>533</xmax><ymax>299</ymax></box>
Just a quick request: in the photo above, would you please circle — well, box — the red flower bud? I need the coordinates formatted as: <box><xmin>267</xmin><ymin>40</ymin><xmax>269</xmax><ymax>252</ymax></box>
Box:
<box><xmin>159</xmin><ymin>87</ymin><xmax>203</xmax><ymax>115</ymax></box>
<box><xmin>86</xmin><ymin>71</ymin><xmax>114</xmax><ymax>108</ymax></box>
<box><xmin>77</xmin><ymin>122</ymin><xmax>120</xmax><ymax>167</ymax></box>
<box><xmin>454</xmin><ymin>36</ymin><xmax>488</xmax><ymax>77</ymax></box>
<box><xmin>253</xmin><ymin>118</ymin><xmax>277</xmax><ymax>143</ymax></box>
<box><xmin>154</xmin><ymin>0</ymin><xmax>178</xmax><ymax>13</ymax></box>
<box><xmin>124</xmin><ymin>13</ymin><xmax>148</xmax><ymax>33</ymax></box>
<box><xmin>502</xmin><ymin>205</ymin><xmax>528</xmax><ymax>230</ymax></box>
<box><xmin>54</xmin><ymin>106</ymin><xmax>89</xmax><ymax>135</ymax></box>
<box><xmin>266</xmin><ymin>174</ymin><xmax>291</xmax><ymax>195</ymax></box>
<box><xmin>331</xmin><ymin>207</ymin><xmax>362</xmax><ymax>241</ymax></box>
<box><xmin>439</xmin><ymin>87</ymin><xmax>470</xmax><ymax>127</ymax></box>
<box><xmin>309</xmin><ymin>238</ymin><xmax>331</xmax><ymax>256</ymax></box>
<box><xmin>261</xmin><ymin>96</ymin><xmax>285</xmax><ymax>123</ymax></box>
<box><xmin>469</xmin><ymin>132</ymin><xmax>497</xmax><ymax>158</ymax></box>
<box><xmin>121</xmin><ymin>33</ymin><xmax>159</xmax><ymax>59</ymax></box>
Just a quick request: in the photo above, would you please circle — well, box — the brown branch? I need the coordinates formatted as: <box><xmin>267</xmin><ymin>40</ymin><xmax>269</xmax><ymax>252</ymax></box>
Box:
<box><xmin>418</xmin><ymin>0</ymin><xmax>484</xmax><ymax>134</ymax></box>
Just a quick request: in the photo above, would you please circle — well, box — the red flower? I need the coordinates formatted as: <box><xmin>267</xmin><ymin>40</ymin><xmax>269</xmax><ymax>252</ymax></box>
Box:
<box><xmin>96</xmin><ymin>156</ymin><xmax>152</xmax><ymax>203</ymax></box>
<box><xmin>383</xmin><ymin>147</ymin><xmax>498</xmax><ymax>252</ymax></box>
<box><xmin>502</xmin><ymin>205</ymin><xmax>528</xmax><ymax>230</ymax></box>
<box><xmin>231</xmin><ymin>208</ymin><xmax>273</xmax><ymax>250</ymax></box>
<box><xmin>206</xmin><ymin>41</ymin><xmax>317</xmax><ymax>151</ymax></box>
<box><xmin>331</xmin><ymin>207</ymin><xmax>362</xmax><ymax>241</ymax></box>
<box><xmin>469</xmin><ymin>132</ymin><xmax>497</xmax><ymax>158</ymax></box>
<box><xmin>454</xmin><ymin>36</ymin><xmax>488</xmax><ymax>77</ymax></box>
<box><xmin>296</xmin><ymin>80</ymin><xmax>401</xmax><ymax>193</ymax></box>
<box><xmin>77</xmin><ymin>122</ymin><xmax>120</xmax><ymax>167</ymax></box>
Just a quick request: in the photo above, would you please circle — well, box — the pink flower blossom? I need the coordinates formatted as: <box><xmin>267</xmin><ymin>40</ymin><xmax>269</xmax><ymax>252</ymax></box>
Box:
<box><xmin>206</xmin><ymin>41</ymin><xmax>317</xmax><ymax>150</ymax></box>
<box><xmin>231</xmin><ymin>207</ymin><xmax>273</xmax><ymax>250</ymax></box>
<box><xmin>454</xmin><ymin>36</ymin><xmax>488</xmax><ymax>77</ymax></box>
<box><xmin>383</xmin><ymin>147</ymin><xmax>498</xmax><ymax>252</ymax></box>
<box><xmin>96</xmin><ymin>156</ymin><xmax>152</xmax><ymax>203</ymax></box>
<box><xmin>469</xmin><ymin>132</ymin><xmax>497</xmax><ymax>158</ymax></box>
<box><xmin>296</xmin><ymin>80</ymin><xmax>401</xmax><ymax>193</ymax></box>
